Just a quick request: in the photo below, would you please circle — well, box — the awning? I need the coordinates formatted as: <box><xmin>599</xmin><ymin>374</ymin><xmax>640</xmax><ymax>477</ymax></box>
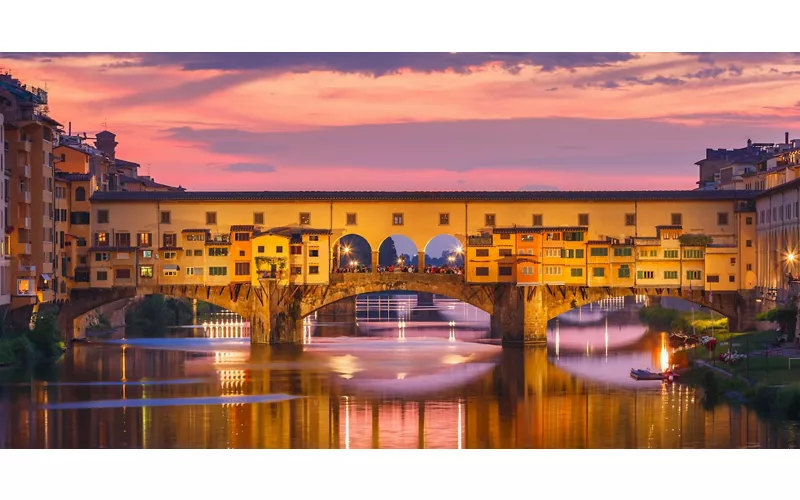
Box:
<box><xmin>41</xmin><ymin>274</ymin><xmax>51</xmax><ymax>281</ymax></box>
<box><xmin>162</xmin><ymin>264</ymin><xmax>179</xmax><ymax>271</ymax></box>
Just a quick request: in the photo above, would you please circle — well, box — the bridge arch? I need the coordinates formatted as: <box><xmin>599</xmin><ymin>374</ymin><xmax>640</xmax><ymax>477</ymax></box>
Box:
<box><xmin>332</xmin><ymin>233</ymin><xmax>373</xmax><ymax>271</ymax></box>
<box><xmin>538</xmin><ymin>285</ymin><xmax>740</xmax><ymax>323</ymax></box>
<box><xmin>297</xmin><ymin>274</ymin><xmax>494</xmax><ymax>319</ymax></box>
<box><xmin>423</xmin><ymin>234</ymin><xmax>464</xmax><ymax>269</ymax></box>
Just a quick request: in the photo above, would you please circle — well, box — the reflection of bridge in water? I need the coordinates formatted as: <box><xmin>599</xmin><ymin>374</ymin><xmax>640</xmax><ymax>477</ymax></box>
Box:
<box><xmin>5</xmin><ymin>341</ymin><xmax>792</xmax><ymax>449</ymax></box>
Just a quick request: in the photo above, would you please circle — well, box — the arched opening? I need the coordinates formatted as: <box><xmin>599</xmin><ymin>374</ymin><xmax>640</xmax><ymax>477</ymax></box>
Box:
<box><xmin>377</xmin><ymin>234</ymin><xmax>416</xmax><ymax>272</ymax></box>
<box><xmin>423</xmin><ymin>234</ymin><xmax>464</xmax><ymax>274</ymax></box>
<box><xmin>332</xmin><ymin>234</ymin><xmax>372</xmax><ymax>273</ymax></box>
<box><xmin>74</xmin><ymin>186</ymin><xmax>86</xmax><ymax>201</ymax></box>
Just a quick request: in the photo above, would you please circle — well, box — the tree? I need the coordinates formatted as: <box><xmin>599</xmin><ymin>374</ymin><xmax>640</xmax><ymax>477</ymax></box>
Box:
<box><xmin>379</xmin><ymin>237</ymin><xmax>399</xmax><ymax>266</ymax></box>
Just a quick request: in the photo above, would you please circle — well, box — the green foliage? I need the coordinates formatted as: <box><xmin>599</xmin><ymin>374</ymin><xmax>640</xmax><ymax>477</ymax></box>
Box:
<box><xmin>125</xmin><ymin>295</ymin><xmax>197</xmax><ymax>337</ymax></box>
<box><xmin>28</xmin><ymin>310</ymin><xmax>64</xmax><ymax>359</ymax></box>
<box><xmin>0</xmin><ymin>335</ymin><xmax>34</xmax><ymax>365</ymax></box>
<box><xmin>748</xmin><ymin>383</ymin><xmax>800</xmax><ymax>421</ymax></box>
<box><xmin>678</xmin><ymin>233</ymin><xmax>713</xmax><ymax>247</ymax></box>
<box><xmin>639</xmin><ymin>306</ymin><xmax>728</xmax><ymax>334</ymax></box>
<box><xmin>756</xmin><ymin>306</ymin><xmax>797</xmax><ymax>340</ymax></box>
<box><xmin>255</xmin><ymin>256</ymin><xmax>287</xmax><ymax>271</ymax></box>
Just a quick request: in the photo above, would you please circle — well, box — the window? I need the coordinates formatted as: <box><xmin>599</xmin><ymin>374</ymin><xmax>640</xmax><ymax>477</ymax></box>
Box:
<box><xmin>544</xmin><ymin>266</ymin><xmax>561</xmax><ymax>275</ymax></box>
<box><xmin>75</xmin><ymin>270</ymin><xmax>90</xmax><ymax>283</ymax></box>
<box><xmin>575</xmin><ymin>249</ymin><xmax>584</xmax><ymax>259</ymax></box>
<box><xmin>593</xmin><ymin>267</ymin><xmax>605</xmax><ymax>277</ymax></box>
<box><xmin>115</xmin><ymin>233</ymin><xmax>131</xmax><ymax>247</ymax></box>
<box><xmin>499</xmin><ymin>248</ymin><xmax>512</xmax><ymax>257</ymax></box>
<box><xmin>545</xmin><ymin>248</ymin><xmax>560</xmax><ymax>258</ymax></box>
<box><xmin>613</xmin><ymin>247</ymin><xmax>632</xmax><ymax>257</ymax></box>
<box><xmin>439</xmin><ymin>213</ymin><xmax>450</xmax><ymax>225</ymax></box>
<box><xmin>163</xmin><ymin>251</ymin><xmax>177</xmax><ymax>259</ymax></box>
<box><xmin>257</xmin><ymin>245</ymin><xmax>265</xmax><ymax>253</ymax></box>
<box><xmin>163</xmin><ymin>269</ymin><xmax>178</xmax><ymax>277</ymax></box>
<box><xmin>142</xmin><ymin>250</ymin><xmax>153</xmax><ymax>259</ymax></box>
<box><xmin>206</xmin><ymin>212</ymin><xmax>217</xmax><ymax>225</ymax></box>
<box><xmin>96</xmin><ymin>271</ymin><xmax>108</xmax><ymax>281</ymax></box>
<box><xmin>234</xmin><ymin>232</ymin><xmax>250</xmax><ymax>242</ymax></box>
<box><xmin>209</xmin><ymin>267</ymin><xmax>228</xmax><ymax>276</ymax></box>
<box><xmin>532</xmin><ymin>214</ymin><xmax>543</xmax><ymax>226</ymax></box>
<box><xmin>590</xmin><ymin>247</ymin><xmax>608</xmax><ymax>257</ymax></box>
<box><xmin>290</xmin><ymin>245</ymin><xmax>302</xmax><ymax>255</ymax></box>
<box><xmin>717</xmin><ymin>212</ymin><xmax>729</xmax><ymax>225</ymax></box>
<box><xmin>475</xmin><ymin>267</ymin><xmax>490</xmax><ymax>276</ymax></box>
<box><xmin>729</xmin><ymin>275</ymin><xmax>735</xmax><ymax>283</ymax></box>
<box><xmin>760</xmin><ymin>210</ymin><xmax>764</xmax><ymax>224</ymax></box>
<box><xmin>208</xmin><ymin>247</ymin><xmax>229</xmax><ymax>257</ymax></box>
<box><xmin>115</xmin><ymin>268</ymin><xmax>131</xmax><ymax>280</ymax></box>
<box><xmin>186</xmin><ymin>250</ymin><xmax>192</xmax><ymax>257</ymax></box>
<box><xmin>637</xmin><ymin>270</ymin><xmax>654</xmax><ymax>279</ymax></box>
<box><xmin>393</xmin><ymin>213</ymin><xmax>404</xmax><ymax>226</ymax></box>
<box><xmin>746</xmin><ymin>264</ymin><xmax>752</xmax><ymax>271</ymax></box>
<box><xmin>578</xmin><ymin>213</ymin><xmax>589</xmax><ymax>226</ymax></box>
<box><xmin>498</xmin><ymin>266</ymin><xmax>513</xmax><ymax>276</ymax></box>
<box><xmin>160</xmin><ymin>211</ymin><xmax>171</xmax><ymax>224</ymax></box>
<box><xmin>194</xmin><ymin>249</ymin><xmax>202</xmax><ymax>256</ymax></box>
<box><xmin>308</xmin><ymin>235</ymin><xmax>319</xmax><ymax>241</ymax></box>
<box><xmin>300</xmin><ymin>212</ymin><xmax>311</xmax><ymax>225</ymax></box>
<box><xmin>564</xmin><ymin>231</ymin><xmax>584</xmax><ymax>241</ymax></box>
<box><xmin>671</xmin><ymin>213</ymin><xmax>682</xmax><ymax>226</ymax></box>
<box><xmin>254</xmin><ymin>212</ymin><xmax>264</xmax><ymax>225</ymax></box>
<box><xmin>520</xmin><ymin>266</ymin><xmax>535</xmax><ymax>276</ymax></box>
<box><xmin>291</xmin><ymin>266</ymin><xmax>302</xmax><ymax>275</ymax></box>
<box><xmin>346</xmin><ymin>213</ymin><xmax>357</xmax><ymax>226</ymax></box>
<box><xmin>796</xmin><ymin>203</ymin><xmax>799</xmax><ymax>219</ymax></box>
<box><xmin>625</xmin><ymin>213</ymin><xmax>636</xmax><ymax>226</ymax></box>
<box><xmin>730</xmin><ymin>257</ymin><xmax>736</xmax><ymax>265</ymax></box>
<box><xmin>686</xmin><ymin>270</ymin><xmax>702</xmax><ymax>280</ymax></box>
<box><xmin>746</xmin><ymin>240</ymin><xmax>752</xmax><ymax>248</ymax></box>
<box><xmin>140</xmin><ymin>266</ymin><xmax>153</xmax><ymax>278</ymax></box>
<box><xmin>309</xmin><ymin>265</ymin><xmax>320</xmax><ymax>275</ymax></box>
<box><xmin>97</xmin><ymin>210</ymin><xmax>109</xmax><ymax>224</ymax></box>
<box><xmin>235</xmin><ymin>262</ymin><xmax>251</xmax><ymax>275</ymax></box>
<box><xmin>162</xmin><ymin>233</ymin><xmax>177</xmax><ymax>247</ymax></box>
<box><xmin>186</xmin><ymin>267</ymin><xmax>203</xmax><ymax>276</ymax></box>
<box><xmin>664</xmin><ymin>250</ymin><xmax>679</xmax><ymax>258</ymax></box>
<box><xmin>475</xmin><ymin>249</ymin><xmax>490</xmax><ymax>257</ymax></box>
<box><xmin>138</xmin><ymin>232</ymin><xmax>152</xmax><ymax>247</ymax></box>
<box><xmin>570</xmin><ymin>268</ymin><xmax>583</xmax><ymax>277</ymax></box>
<box><xmin>276</xmin><ymin>246</ymin><xmax>284</xmax><ymax>253</ymax></box>
<box><xmin>500</xmin><ymin>234</ymin><xmax>510</xmax><ymax>240</ymax></box>
<box><xmin>75</xmin><ymin>187</ymin><xmax>86</xmax><ymax>201</ymax></box>
<box><xmin>707</xmin><ymin>275</ymin><xmax>720</xmax><ymax>283</ymax></box>
<box><xmin>546</xmin><ymin>232</ymin><xmax>561</xmax><ymax>241</ymax></box>
<box><xmin>683</xmin><ymin>249</ymin><xmax>704</xmax><ymax>259</ymax></box>
<box><xmin>664</xmin><ymin>271</ymin><xmax>678</xmax><ymax>279</ymax></box>
<box><xmin>485</xmin><ymin>214</ymin><xmax>496</xmax><ymax>227</ymax></box>
<box><xmin>561</xmin><ymin>249</ymin><xmax>574</xmax><ymax>258</ymax></box>
<box><xmin>239</xmin><ymin>249</ymin><xmax>245</xmax><ymax>256</ymax></box>
<box><xmin>94</xmin><ymin>232</ymin><xmax>109</xmax><ymax>246</ymax></box>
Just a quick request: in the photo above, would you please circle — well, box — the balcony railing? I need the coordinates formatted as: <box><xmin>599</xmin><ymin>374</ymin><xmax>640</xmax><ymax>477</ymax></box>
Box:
<box><xmin>21</xmin><ymin>217</ymin><xmax>30</xmax><ymax>228</ymax></box>
<box><xmin>19</xmin><ymin>243</ymin><xmax>31</xmax><ymax>254</ymax></box>
<box><xmin>18</xmin><ymin>140</ymin><xmax>31</xmax><ymax>153</ymax></box>
<box><xmin>468</xmin><ymin>235</ymin><xmax>493</xmax><ymax>246</ymax></box>
<box><xmin>21</xmin><ymin>164</ymin><xmax>30</xmax><ymax>177</ymax></box>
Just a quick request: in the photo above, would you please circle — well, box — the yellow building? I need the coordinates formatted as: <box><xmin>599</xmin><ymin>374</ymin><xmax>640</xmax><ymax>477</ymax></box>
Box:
<box><xmin>0</xmin><ymin>112</ymin><xmax>9</xmax><ymax>308</ymax></box>
<box><xmin>1</xmin><ymin>74</ymin><xmax>58</xmax><ymax>306</ymax></box>
<box><xmin>81</xmin><ymin>190</ymin><xmax>756</xmax><ymax>297</ymax></box>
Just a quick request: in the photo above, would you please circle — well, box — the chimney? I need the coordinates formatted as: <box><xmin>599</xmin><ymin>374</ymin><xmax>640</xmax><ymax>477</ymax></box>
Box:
<box><xmin>786</xmin><ymin>132</ymin><xmax>790</xmax><ymax>145</ymax></box>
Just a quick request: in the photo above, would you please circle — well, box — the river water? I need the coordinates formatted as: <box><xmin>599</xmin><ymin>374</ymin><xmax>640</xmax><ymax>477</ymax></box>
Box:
<box><xmin>0</xmin><ymin>293</ymin><xmax>797</xmax><ymax>448</ymax></box>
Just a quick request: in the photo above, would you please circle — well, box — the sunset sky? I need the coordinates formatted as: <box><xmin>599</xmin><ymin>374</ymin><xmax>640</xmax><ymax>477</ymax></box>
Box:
<box><xmin>2</xmin><ymin>52</ymin><xmax>800</xmax><ymax>192</ymax></box>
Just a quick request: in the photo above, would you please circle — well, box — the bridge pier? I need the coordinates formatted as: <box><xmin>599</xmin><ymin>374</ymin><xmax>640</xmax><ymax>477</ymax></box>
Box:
<box><xmin>491</xmin><ymin>285</ymin><xmax>548</xmax><ymax>345</ymax></box>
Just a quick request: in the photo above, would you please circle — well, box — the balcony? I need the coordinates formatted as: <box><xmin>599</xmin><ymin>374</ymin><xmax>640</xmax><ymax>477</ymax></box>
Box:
<box><xmin>21</xmin><ymin>217</ymin><xmax>30</xmax><ymax>228</ymax></box>
<box><xmin>17</xmin><ymin>264</ymin><xmax>36</xmax><ymax>276</ymax></box>
<box><xmin>21</xmin><ymin>164</ymin><xmax>30</xmax><ymax>177</ymax></box>
<box><xmin>468</xmin><ymin>235</ymin><xmax>493</xmax><ymax>246</ymax></box>
<box><xmin>19</xmin><ymin>243</ymin><xmax>31</xmax><ymax>254</ymax></box>
<box><xmin>21</xmin><ymin>191</ymin><xmax>30</xmax><ymax>204</ymax></box>
<box><xmin>18</xmin><ymin>140</ymin><xmax>31</xmax><ymax>153</ymax></box>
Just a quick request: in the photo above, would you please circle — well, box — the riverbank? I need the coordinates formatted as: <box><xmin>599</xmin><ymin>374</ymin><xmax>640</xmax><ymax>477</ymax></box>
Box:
<box><xmin>675</xmin><ymin>329</ymin><xmax>800</xmax><ymax>421</ymax></box>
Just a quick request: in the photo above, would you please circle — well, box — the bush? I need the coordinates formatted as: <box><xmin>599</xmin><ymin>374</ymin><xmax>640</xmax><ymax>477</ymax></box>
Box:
<box><xmin>0</xmin><ymin>335</ymin><xmax>34</xmax><ymax>365</ymax></box>
<box><xmin>756</xmin><ymin>306</ymin><xmax>797</xmax><ymax>340</ymax></box>
<box><xmin>28</xmin><ymin>310</ymin><xmax>65</xmax><ymax>359</ymax></box>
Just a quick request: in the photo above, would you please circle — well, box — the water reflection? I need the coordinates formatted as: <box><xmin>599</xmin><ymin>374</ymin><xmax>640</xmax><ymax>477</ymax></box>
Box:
<box><xmin>0</xmin><ymin>293</ymin><xmax>796</xmax><ymax>449</ymax></box>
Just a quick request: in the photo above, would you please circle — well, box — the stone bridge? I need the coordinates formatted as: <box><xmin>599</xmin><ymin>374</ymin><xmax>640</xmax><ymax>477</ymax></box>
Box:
<box><xmin>55</xmin><ymin>274</ymin><xmax>755</xmax><ymax>345</ymax></box>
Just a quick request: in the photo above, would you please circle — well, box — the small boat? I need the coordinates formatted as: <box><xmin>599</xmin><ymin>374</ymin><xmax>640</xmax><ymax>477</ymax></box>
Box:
<box><xmin>630</xmin><ymin>368</ymin><xmax>680</xmax><ymax>382</ymax></box>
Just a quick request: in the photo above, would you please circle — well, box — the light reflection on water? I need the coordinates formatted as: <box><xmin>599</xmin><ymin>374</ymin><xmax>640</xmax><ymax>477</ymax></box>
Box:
<box><xmin>0</xmin><ymin>293</ymin><xmax>797</xmax><ymax>449</ymax></box>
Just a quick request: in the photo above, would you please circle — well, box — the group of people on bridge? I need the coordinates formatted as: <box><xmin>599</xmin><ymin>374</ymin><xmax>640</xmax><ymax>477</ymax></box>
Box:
<box><xmin>333</xmin><ymin>265</ymin><xmax>464</xmax><ymax>274</ymax></box>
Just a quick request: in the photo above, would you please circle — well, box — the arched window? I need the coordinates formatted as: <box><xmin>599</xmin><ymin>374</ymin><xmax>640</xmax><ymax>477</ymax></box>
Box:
<box><xmin>75</xmin><ymin>187</ymin><xmax>86</xmax><ymax>201</ymax></box>
<box><xmin>60</xmin><ymin>281</ymin><xmax>66</xmax><ymax>293</ymax></box>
